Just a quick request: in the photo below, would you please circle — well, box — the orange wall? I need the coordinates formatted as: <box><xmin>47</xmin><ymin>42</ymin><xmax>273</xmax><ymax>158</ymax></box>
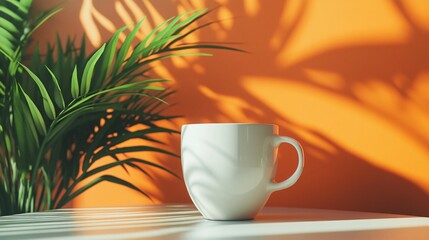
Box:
<box><xmin>32</xmin><ymin>0</ymin><xmax>429</xmax><ymax>216</ymax></box>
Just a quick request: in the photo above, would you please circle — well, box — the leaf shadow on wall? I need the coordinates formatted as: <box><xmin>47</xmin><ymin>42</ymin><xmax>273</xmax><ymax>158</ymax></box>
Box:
<box><xmin>78</xmin><ymin>0</ymin><xmax>429</xmax><ymax>216</ymax></box>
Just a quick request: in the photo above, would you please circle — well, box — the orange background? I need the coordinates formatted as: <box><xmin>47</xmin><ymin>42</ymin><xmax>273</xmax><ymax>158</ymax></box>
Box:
<box><xmin>32</xmin><ymin>0</ymin><xmax>429</xmax><ymax>216</ymax></box>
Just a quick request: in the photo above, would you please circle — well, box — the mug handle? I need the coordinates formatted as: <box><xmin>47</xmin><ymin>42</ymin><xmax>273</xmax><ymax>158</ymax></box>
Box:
<box><xmin>268</xmin><ymin>136</ymin><xmax>304</xmax><ymax>192</ymax></box>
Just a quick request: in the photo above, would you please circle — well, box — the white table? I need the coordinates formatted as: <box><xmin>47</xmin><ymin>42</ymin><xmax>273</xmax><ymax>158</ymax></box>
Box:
<box><xmin>1</xmin><ymin>205</ymin><xmax>429</xmax><ymax>239</ymax></box>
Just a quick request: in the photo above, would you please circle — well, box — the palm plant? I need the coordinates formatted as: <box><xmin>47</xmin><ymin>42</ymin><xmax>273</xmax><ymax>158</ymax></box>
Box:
<box><xmin>0</xmin><ymin>0</ymin><xmax>241</xmax><ymax>216</ymax></box>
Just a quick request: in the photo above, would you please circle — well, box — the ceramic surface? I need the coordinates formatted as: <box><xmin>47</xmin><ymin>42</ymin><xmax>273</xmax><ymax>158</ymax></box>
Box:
<box><xmin>181</xmin><ymin>123</ymin><xmax>304</xmax><ymax>220</ymax></box>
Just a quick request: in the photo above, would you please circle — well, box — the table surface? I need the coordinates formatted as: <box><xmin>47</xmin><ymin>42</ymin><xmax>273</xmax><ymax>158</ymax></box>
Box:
<box><xmin>1</xmin><ymin>204</ymin><xmax>429</xmax><ymax>240</ymax></box>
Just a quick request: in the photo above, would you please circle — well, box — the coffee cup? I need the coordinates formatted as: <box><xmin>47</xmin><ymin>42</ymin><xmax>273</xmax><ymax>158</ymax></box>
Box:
<box><xmin>181</xmin><ymin>123</ymin><xmax>304</xmax><ymax>220</ymax></box>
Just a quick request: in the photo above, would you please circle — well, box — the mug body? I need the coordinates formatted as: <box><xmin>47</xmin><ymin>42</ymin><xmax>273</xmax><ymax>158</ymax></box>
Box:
<box><xmin>181</xmin><ymin>123</ymin><xmax>278</xmax><ymax>220</ymax></box>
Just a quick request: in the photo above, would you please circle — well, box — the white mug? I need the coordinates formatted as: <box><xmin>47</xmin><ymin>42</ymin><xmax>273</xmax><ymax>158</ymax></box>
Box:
<box><xmin>181</xmin><ymin>123</ymin><xmax>304</xmax><ymax>220</ymax></box>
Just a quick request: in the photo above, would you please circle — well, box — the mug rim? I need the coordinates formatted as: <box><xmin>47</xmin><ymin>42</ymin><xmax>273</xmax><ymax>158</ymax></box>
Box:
<box><xmin>182</xmin><ymin>123</ymin><xmax>277</xmax><ymax>127</ymax></box>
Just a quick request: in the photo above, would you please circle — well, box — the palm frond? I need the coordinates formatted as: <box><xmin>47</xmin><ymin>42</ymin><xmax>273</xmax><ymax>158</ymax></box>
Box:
<box><xmin>1</xmin><ymin>6</ymin><xmax>242</xmax><ymax>216</ymax></box>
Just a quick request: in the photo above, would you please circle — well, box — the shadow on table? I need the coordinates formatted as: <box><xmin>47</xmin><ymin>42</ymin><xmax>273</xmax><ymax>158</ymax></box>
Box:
<box><xmin>254</xmin><ymin>207</ymin><xmax>407</xmax><ymax>222</ymax></box>
<box><xmin>183</xmin><ymin>212</ymin><xmax>429</xmax><ymax>240</ymax></box>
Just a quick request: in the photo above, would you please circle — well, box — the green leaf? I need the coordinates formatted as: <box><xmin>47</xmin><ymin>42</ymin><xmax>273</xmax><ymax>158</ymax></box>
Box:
<box><xmin>0</xmin><ymin>17</ymin><xmax>19</xmax><ymax>34</ymax></box>
<box><xmin>164</xmin><ymin>9</ymin><xmax>214</xmax><ymax>49</ymax></box>
<box><xmin>123</xmin><ymin>16</ymin><xmax>177</xmax><ymax>69</ymax></box>
<box><xmin>94</xmin><ymin>145</ymin><xmax>179</xmax><ymax>162</ymax></box>
<box><xmin>0</xmin><ymin>6</ymin><xmax>24</xmax><ymax>22</ymax></box>
<box><xmin>37</xmin><ymin>167</ymin><xmax>51</xmax><ymax>211</ymax></box>
<box><xmin>45</xmin><ymin>66</ymin><xmax>65</xmax><ymax>109</ymax></box>
<box><xmin>28</xmin><ymin>7</ymin><xmax>62</xmax><ymax>37</ymax></box>
<box><xmin>86</xmin><ymin>158</ymin><xmax>179</xmax><ymax>181</ymax></box>
<box><xmin>77</xmin><ymin>34</ymin><xmax>86</xmax><ymax>66</ymax></box>
<box><xmin>12</xmin><ymin>82</ymin><xmax>39</xmax><ymax>164</ymax></box>
<box><xmin>101</xmin><ymin>92</ymin><xmax>168</xmax><ymax>105</ymax></box>
<box><xmin>21</xmin><ymin>0</ymin><xmax>32</xmax><ymax>8</ymax></box>
<box><xmin>45</xmin><ymin>42</ymin><xmax>54</xmax><ymax>66</ymax></box>
<box><xmin>82</xmin><ymin>114</ymin><xmax>120</xmax><ymax>170</ymax></box>
<box><xmin>80</xmin><ymin>43</ymin><xmax>105</xmax><ymax>95</ymax></box>
<box><xmin>169</xmin><ymin>44</ymin><xmax>247</xmax><ymax>53</ymax></box>
<box><xmin>29</xmin><ymin>44</ymin><xmax>40</xmax><ymax>71</ymax></box>
<box><xmin>0</xmin><ymin>81</ymin><xmax>5</xmax><ymax>95</ymax></box>
<box><xmin>0</xmin><ymin>47</ymin><xmax>13</xmax><ymax>61</ymax></box>
<box><xmin>153</xmin><ymin>11</ymin><xmax>190</xmax><ymax>42</ymax></box>
<box><xmin>64</xmin><ymin>79</ymin><xmax>167</xmax><ymax>114</ymax></box>
<box><xmin>0</xmin><ymin>27</ymin><xmax>16</xmax><ymax>42</ymax></box>
<box><xmin>138</xmin><ymin>16</ymin><xmax>172</xmax><ymax>49</ymax></box>
<box><xmin>110</xmin><ymin>127</ymin><xmax>179</xmax><ymax>146</ymax></box>
<box><xmin>5</xmin><ymin>0</ymin><xmax>29</xmax><ymax>13</ymax></box>
<box><xmin>125</xmin><ymin>162</ymin><xmax>153</xmax><ymax>179</ymax></box>
<box><xmin>173</xmin><ymin>8</ymin><xmax>209</xmax><ymax>35</ymax></box>
<box><xmin>20</xmin><ymin>99</ymin><xmax>41</xmax><ymax>148</ymax></box>
<box><xmin>96</xmin><ymin>25</ymin><xmax>127</xmax><ymax>86</ymax></box>
<box><xmin>111</xmin><ymin>19</ymin><xmax>145</xmax><ymax>77</ymax></box>
<box><xmin>138</xmin><ymin>52</ymin><xmax>212</xmax><ymax>68</ymax></box>
<box><xmin>0</xmin><ymin>34</ymin><xmax>15</xmax><ymax>57</ymax></box>
<box><xmin>142</xmin><ymin>34</ymin><xmax>181</xmax><ymax>57</ymax></box>
<box><xmin>46</xmin><ymin>104</ymin><xmax>125</xmax><ymax>144</ymax></box>
<box><xmin>56</xmin><ymin>102</ymin><xmax>123</xmax><ymax>125</ymax></box>
<box><xmin>20</xmin><ymin>64</ymin><xmax>56</xmax><ymax>120</ymax></box>
<box><xmin>18</xmin><ymin>84</ymin><xmax>47</xmax><ymax>136</ymax></box>
<box><xmin>55</xmin><ymin>33</ymin><xmax>64</xmax><ymax>70</ymax></box>
<box><xmin>71</xmin><ymin>65</ymin><xmax>79</xmax><ymax>98</ymax></box>
<box><xmin>59</xmin><ymin>175</ymin><xmax>150</xmax><ymax>208</ymax></box>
